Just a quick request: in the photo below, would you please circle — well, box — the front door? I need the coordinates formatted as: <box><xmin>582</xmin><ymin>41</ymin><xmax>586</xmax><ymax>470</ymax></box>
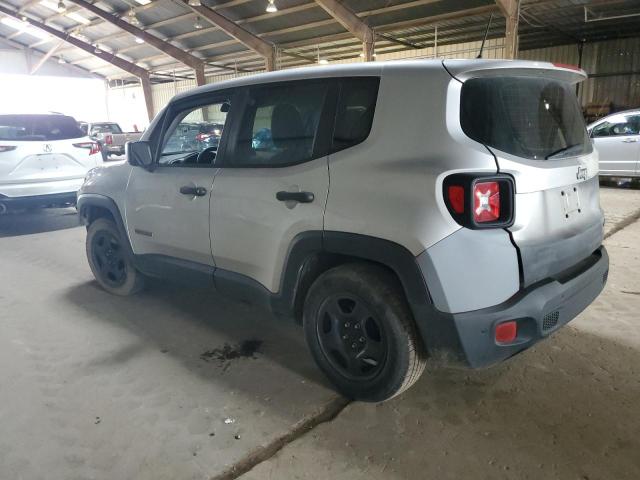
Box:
<box><xmin>592</xmin><ymin>113</ymin><xmax>640</xmax><ymax>176</ymax></box>
<box><xmin>210</xmin><ymin>80</ymin><xmax>332</xmax><ymax>292</ymax></box>
<box><xmin>125</xmin><ymin>97</ymin><xmax>233</xmax><ymax>267</ymax></box>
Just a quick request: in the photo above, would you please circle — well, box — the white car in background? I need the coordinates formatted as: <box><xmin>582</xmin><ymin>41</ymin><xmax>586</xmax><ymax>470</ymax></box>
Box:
<box><xmin>0</xmin><ymin>113</ymin><xmax>103</xmax><ymax>214</ymax></box>
<box><xmin>588</xmin><ymin>109</ymin><xmax>640</xmax><ymax>178</ymax></box>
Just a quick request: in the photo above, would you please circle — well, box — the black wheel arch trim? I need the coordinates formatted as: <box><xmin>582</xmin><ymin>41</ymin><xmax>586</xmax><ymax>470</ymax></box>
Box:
<box><xmin>77</xmin><ymin>194</ymin><xmax>134</xmax><ymax>257</ymax></box>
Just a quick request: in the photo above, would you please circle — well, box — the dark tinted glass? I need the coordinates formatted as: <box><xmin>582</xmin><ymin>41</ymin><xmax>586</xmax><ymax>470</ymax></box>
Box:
<box><xmin>461</xmin><ymin>77</ymin><xmax>592</xmax><ymax>160</ymax></box>
<box><xmin>333</xmin><ymin>77</ymin><xmax>379</xmax><ymax>151</ymax></box>
<box><xmin>91</xmin><ymin>123</ymin><xmax>122</xmax><ymax>134</ymax></box>
<box><xmin>228</xmin><ymin>81</ymin><xmax>328</xmax><ymax>167</ymax></box>
<box><xmin>0</xmin><ymin>114</ymin><xmax>84</xmax><ymax>141</ymax></box>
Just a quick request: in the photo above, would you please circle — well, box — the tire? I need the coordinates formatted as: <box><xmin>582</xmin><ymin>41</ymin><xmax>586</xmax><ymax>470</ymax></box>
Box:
<box><xmin>86</xmin><ymin>218</ymin><xmax>144</xmax><ymax>296</ymax></box>
<box><xmin>303</xmin><ymin>263</ymin><xmax>427</xmax><ymax>402</ymax></box>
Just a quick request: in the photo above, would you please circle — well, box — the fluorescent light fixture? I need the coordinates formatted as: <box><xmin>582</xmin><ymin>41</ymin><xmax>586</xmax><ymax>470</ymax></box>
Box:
<box><xmin>94</xmin><ymin>44</ymin><xmax>102</xmax><ymax>54</ymax></box>
<box><xmin>57</xmin><ymin>0</ymin><xmax>66</xmax><ymax>11</ymax></box>
<box><xmin>134</xmin><ymin>0</ymin><xmax>151</xmax><ymax>4</ymax></box>
<box><xmin>266</xmin><ymin>0</ymin><xmax>277</xmax><ymax>13</ymax></box>
<box><xmin>58</xmin><ymin>56</ymin><xmax>66</xmax><ymax>64</ymax></box>
<box><xmin>318</xmin><ymin>59</ymin><xmax>329</xmax><ymax>65</ymax></box>
<box><xmin>188</xmin><ymin>0</ymin><xmax>202</xmax><ymax>5</ymax></box>
<box><xmin>128</xmin><ymin>9</ymin><xmax>140</xmax><ymax>26</ymax></box>
<box><xmin>194</xmin><ymin>16</ymin><xmax>203</xmax><ymax>29</ymax></box>
<box><xmin>40</xmin><ymin>1</ymin><xmax>90</xmax><ymax>24</ymax></box>
<box><xmin>135</xmin><ymin>37</ymin><xmax>145</xmax><ymax>44</ymax></box>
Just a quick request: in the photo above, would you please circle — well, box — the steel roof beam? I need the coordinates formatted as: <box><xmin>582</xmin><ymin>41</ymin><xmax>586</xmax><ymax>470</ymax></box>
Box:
<box><xmin>178</xmin><ymin>0</ymin><xmax>276</xmax><ymax>71</ymax></box>
<box><xmin>313</xmin><ymin>0</ymin><xmax>375</xmax><ymax>60</ymax></box>
<box><xmin>495</xmin><ymin>0</ymin><xmax>520</xmax><ymax>58</ymax></box>
<box><xmin>67</xmin><ymin>0</ymin><xmax>207</xmax><ymax>85</ymax></box>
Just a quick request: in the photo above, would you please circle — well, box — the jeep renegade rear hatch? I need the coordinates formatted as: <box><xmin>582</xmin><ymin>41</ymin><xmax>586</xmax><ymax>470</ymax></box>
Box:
<box><xmin>446</xmin><ymin>60</ymin><xmax>603</xmax><ymax>287</ymax></box>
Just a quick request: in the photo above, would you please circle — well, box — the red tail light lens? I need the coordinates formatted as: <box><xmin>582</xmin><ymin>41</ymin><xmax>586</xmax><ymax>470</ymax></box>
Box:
<box><xmin>443</xmin><ymin>174</ymin><xmax>514</xmax><ymax>229</ymax></box>
<box><xmin>105</xmin><ymin>134</ymin><xmax>113</xmax><ymax>145</ymax></box>
<box><xmin>73</xmin><ymin>142</ymin><xmax>101</xmax><ymax>155</ymax></box>
<box><xmin>196</xmin><ymin>133</ymin><xmax>210</xmax><ymax>142</ymax></box>
<box><xmin>447</xmin><ymin>185</ymin><xmax>465</xmax><ymax>214</ymax></box>
<box><xmin>0</xmin><ymin>145</ymin><xmax>17</xmax><ymax>153</ymax></box>
<box><xmin>473</xmin><ymin>181</ymin><xmax>500</xmax><ymax>223</ymax></box>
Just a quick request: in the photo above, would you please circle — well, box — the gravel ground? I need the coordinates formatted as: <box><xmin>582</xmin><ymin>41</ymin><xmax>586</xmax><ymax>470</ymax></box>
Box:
<box><xmin>0</xmin><ymin>184</ymin><xmax>638</xmax><ymax>480</ymax></box>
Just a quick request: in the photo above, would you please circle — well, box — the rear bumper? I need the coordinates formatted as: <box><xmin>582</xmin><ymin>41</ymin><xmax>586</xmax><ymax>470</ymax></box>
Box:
<box><xmin>0</xmin><ymin>177</ymin><xmax>84</xmax><ymax>198</ymax></box>
<box><xmin>0</xmin><ymin>192</ymin><xmax>77</xmax><ymax>209</ymax></box>
<box><xmin>414</xmin><ymin>246</ymin><xmax>609</xmax><ymax>368</ymax></box>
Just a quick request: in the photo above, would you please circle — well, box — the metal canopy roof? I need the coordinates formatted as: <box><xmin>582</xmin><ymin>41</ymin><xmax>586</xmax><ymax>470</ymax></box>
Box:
<box><xmin>0</xmin><ymin>0</ymin><xmax>638</xmax><ymax>82</ymax></box>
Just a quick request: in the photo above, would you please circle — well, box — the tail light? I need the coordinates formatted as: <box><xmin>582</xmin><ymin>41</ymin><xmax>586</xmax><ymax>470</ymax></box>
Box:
<box><xmin>444</xmin><ymin>174</ymin><xmax>514</xmax><ymax>229</ymax></box>
<box><xmin>73</xmin><ymin>142</ymin><xmax>101</xmax><ymax>155</ymax></box>
<box><xmin>105</xmin><ymin>134</ymin><xmax>113</xmax><ymax>145</ymax></box>
<box><xmin>495</xmin><ymin>321</ymin><xmax>517</xmax><ymax>344</ymax></box>
<box><xmin>0</xmin><ymin>145</ymin><xmax>17</xmax><ymax>153</ymax></box>
<box><xmin>195</xmin><ymin>133</ymin><xmax>210</xmax><ymax>142</ymax></box>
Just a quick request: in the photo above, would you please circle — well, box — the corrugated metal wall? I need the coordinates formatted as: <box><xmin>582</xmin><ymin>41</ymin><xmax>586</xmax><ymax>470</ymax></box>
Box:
<box><xmin>521</xmin><ymin>37</ymin><xmax>640</xmax><ymax>111</ymax></box>
<box><xmin>107</xmin><ymin>36</ymin><xmax>640</xmax><ymax>127</ymax></box>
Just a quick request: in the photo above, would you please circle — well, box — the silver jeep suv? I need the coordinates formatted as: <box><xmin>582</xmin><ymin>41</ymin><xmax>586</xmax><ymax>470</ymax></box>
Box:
<box><xmin>78</xmin><ymin>60</ymin><xmax>609</xmax><ymax>402</ymax></box>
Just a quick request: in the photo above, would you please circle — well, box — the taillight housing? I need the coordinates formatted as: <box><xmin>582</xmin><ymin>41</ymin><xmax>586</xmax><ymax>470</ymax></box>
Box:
<box><xmin>73</xmin><ymin>142</ymin><xmax>101</xmax><ymax>156</ymax></box>
<box><xmin>443</xmin><ymin>173</ymin><xmax>514</xmax><ymax>229</ymax></box>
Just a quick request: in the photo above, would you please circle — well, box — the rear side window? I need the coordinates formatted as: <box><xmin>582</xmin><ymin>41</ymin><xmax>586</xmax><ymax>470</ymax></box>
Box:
<box><xmin>332</xmin><ymin>77</ymin><xmax>379</xmax><ymax>152</ymax></box>
<box><xmin>461</xmin><ymin>77</ymin><xmax>592</xmax><ymax>160</ymax></box>
<box><xmin>0</xmin><ymin>114</ymin><xmax>84</xmax><ymax>141</ymax></box>
<box><xmin>227</xmin><ymin>81</ymin><xmax>328</xmax><ymax>167</ymax></box>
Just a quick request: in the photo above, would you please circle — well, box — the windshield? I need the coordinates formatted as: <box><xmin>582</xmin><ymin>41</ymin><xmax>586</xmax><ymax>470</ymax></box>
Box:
<box><xmin>91</xmin><ymin>123</ymin><xmax>123</xmax><ymax>134</ymax></box>
<box><xmin>0</xmin><ymin>114</ymin><xmax>84</xmax><ymax>141</ymax></box>
<box><xmin>460</xmin><ymin>76</ymin><xmax>592</xmax><ymax>160</ymax></box>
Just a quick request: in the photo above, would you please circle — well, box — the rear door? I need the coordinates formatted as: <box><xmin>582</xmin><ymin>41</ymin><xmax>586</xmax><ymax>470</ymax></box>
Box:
<box><xmin>590</xmin><ymin>113</ymin><xmax>640</xmax><ymax>176</ymax></box>
<box><xmin>125</xmin><ymin>95</ymin><xmax>234</xmax><ymax>266</ymax></box>
<box><xmin>210</xmin><ymin>79</ymin><xmax>333</xmax><ymax>293</ymax></box>
<box><xmin>449</xmin><ymin>61</ymin><xmax>603</xmax><ymax>286</ymax></box>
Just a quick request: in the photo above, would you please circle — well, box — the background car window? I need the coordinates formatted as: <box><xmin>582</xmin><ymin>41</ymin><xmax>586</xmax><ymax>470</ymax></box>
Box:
<box><xmin>90</xmin><ymin>123</ymin><xmax>123</xmax><ymax>135</ymax></box>
<box><xmin>333</xmin><ymin>78</ymin><xmax>379</xmax><ymax>151</ymax></box>
<box><xmin>0</xmin><ymin>114</ymin><xmax>83</xmax><ymax>141</ymax></box>
<box><xmin>592</xmin><ymin>115</ymin><xmax>640</xmax><ymax>137</ymax></box>
<box><xmin>159</xmin><ymin>101</ymin><xmax>229</xmax><ymax>167</ymax></box>
<box><xmin>228</xmin><ymin>82</ymin><xmax>328</xmax><ymax>167</ymax></box>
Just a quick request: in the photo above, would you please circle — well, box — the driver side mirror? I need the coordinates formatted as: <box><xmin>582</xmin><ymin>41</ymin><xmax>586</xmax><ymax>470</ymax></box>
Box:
<box><xmin>127</xmin><ymin>141</ymin><xmax>154</xmax><ymax>171</ymax></box>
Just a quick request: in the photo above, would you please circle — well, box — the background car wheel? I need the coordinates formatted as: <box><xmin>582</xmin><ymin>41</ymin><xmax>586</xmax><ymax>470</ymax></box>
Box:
<box><xmin>303</xmin><ymin>263</ymin><xmax>427</xmax><ymax>402</ymax></box>
<box><xmin>86</xmin><ymin>218</ymin><xmax>144</xmax><ymax>296</ymax></box>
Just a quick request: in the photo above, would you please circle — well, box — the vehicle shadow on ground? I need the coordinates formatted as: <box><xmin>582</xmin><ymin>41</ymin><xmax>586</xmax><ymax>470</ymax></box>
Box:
<box><xmin>258</xmin><ymin>326</ymin><xmax>640</xmax><ymax>479</ymax></box>
<box><xmin>64</xmin><ymin>279</ymin><xmax>335</xmax><ymax>402</ymax></box>
<box><xmin>0</xmin><ymin>208</ymin><xmax>80</xmax><ymax>237</ymax></box>
<box><xmin>64</xmin><ymin>278</ymin><xmax>640</xmax><ymax>479</ymax></box>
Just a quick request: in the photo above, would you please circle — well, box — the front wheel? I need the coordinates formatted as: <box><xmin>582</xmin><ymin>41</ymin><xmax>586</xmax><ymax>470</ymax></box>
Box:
<box><xmin>86</xmin><ymin>218</ymin><xmax>144</xmax><ymax>295</ymax></box>
<box><xmin>303</xmin><ymin>264</ymin><xmax>426</xmax><ymax>402</ymax></box>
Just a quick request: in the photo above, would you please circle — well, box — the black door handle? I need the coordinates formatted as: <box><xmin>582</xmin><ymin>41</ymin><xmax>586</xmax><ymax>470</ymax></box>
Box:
<box><xmin>276</xmin><ymin>191</ymin><xmax>314</xmax><ymax>203</ymax></box>
<box><xmin>180</xmin><ymin>185</ymin><xmax>207</xmax><ymax>196</ymax></box>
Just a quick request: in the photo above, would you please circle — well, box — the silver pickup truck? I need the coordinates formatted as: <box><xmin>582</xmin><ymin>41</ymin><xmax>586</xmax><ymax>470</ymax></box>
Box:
<box><xmin>78</xmin><ymin>122</ymin><xmax>143</xmax><ymax>160</ymax></box>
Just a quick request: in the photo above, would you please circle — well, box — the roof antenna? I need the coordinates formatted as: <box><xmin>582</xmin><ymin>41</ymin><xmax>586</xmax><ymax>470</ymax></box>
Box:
<box><xmin>477</xmin><ymin>13</ymin><xmax>494</xmax><ymax>59</ymax></box>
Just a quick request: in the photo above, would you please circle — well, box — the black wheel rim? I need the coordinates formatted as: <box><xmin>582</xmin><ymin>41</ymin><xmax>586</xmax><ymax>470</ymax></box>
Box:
<box><xmin>91</xmin><ymin>230</ymin><xmax>127</xmax><ymax>288</ymax></box>
<box><xmin>316</xmin><ymin>294</ymin><xmax>387</xmax><ymax>381</ymax></box>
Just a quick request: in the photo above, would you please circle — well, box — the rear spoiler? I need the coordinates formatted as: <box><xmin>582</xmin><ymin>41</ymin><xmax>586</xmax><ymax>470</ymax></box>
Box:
<box><xmin>443</xmin><ymin>59</ymin><xmax>587</xmax><ymax>84</ymax></box>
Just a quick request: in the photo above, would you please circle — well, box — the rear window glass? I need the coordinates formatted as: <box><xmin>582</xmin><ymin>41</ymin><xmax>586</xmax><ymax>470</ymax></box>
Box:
<box><xmin>0</xmin><ymin>114</ymin><xmax>84</xmax><ymax>141</ymax></box>
<box><xmin>91</xmin><ymin>123</ymin><xmax>122</xmax><ymax>134</ymax></box>
<box><xmin>460</xmin><ymin>77</ymin><xmax>592</xmax><ymax>160</ymax></box>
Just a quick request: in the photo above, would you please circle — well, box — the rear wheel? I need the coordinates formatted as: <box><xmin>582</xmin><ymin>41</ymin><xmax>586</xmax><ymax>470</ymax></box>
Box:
<box><xmin>86</xmin><ymin>218</ymin><xmax>144</xmax><ymax>295</ymax></box>
<box><xmin>303</xmin><ymin>264</ymin><xmax>426</xmax><ymax>402</ymax></box>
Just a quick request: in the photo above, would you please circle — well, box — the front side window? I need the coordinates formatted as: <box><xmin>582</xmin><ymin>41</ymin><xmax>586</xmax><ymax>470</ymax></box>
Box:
<box><xmin>91</xmin><ymin>123</ymin><xmax>123</xmax><ymax>135</ymax></box>
<box><xmin>592</xmin><ymin>114</ymin><xmax>640</xmax><ymax>137</ymax></box>
<box><xmin>461</xmin><ymin>76</ymin><xmax>592</xmax><ymax>160</ymax></box>
<box><xmin>227</xmin><ymin>81</ymin><xmax>328</xmax><ymax>167</ymax></box>
<box><xmin>159</xmin><ymin>101</ymin><xmax>230</xmax><ymax>167</ymax></box>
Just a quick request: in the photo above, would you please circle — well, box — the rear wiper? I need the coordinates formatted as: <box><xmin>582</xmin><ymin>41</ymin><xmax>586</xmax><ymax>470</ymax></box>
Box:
<box><xmin>545</xmin><ymin>144</ymin><xmax>583</xmax><ymax>159</ymax></box>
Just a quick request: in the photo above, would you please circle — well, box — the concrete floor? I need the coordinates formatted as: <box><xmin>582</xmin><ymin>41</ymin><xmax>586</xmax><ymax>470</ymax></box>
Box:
<box><xmin>0</xmin><ymin>185</ymin><xmax>638</xmax><ymax>480</ymax></box>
